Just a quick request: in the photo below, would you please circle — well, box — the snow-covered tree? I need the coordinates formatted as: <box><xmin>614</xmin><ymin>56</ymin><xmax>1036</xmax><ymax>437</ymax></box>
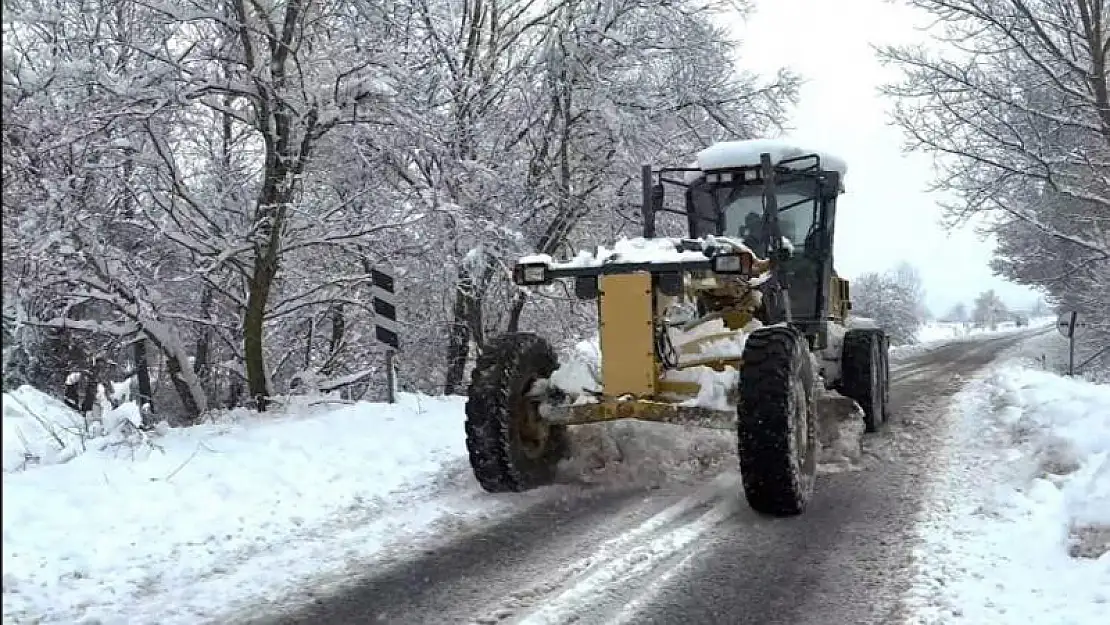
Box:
<box><xmin>972</xmin><ymin>290</ymin><xmax>1009</xmax><ymax>331</ymax></box>
<box><xmin>2</xmin><ymin>0</ymin><xmax>800</xmax><ymax>416</ymax></box>
<box><xmin>880</xmin><ymin>0</ymin><xmax>1110</xmax><ymax>365</ymax></box>
<box><xmin>1030</xmin><ymin>297</ymin><xmax>1049</xmax><ymax>318</ymax></box>
<box><xmin>943</xmin><ymin>302</ymin><xmax>969</xmax><ymax>324</ymax></box>
<box><xmin>851</xmin><ymin>264</ymin><xmax>928</xmax><ymax>344</ymax></box>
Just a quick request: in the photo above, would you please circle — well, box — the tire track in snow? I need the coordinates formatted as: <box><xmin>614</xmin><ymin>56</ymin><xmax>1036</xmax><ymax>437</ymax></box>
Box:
<box><xmin>468</xmin><ymin>473</ymin><xmax>741</xmax><ymax>625</ymax></box>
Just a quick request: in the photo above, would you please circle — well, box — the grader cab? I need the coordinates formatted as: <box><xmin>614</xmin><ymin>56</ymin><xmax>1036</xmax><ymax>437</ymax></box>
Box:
<box><xmin>464</xmin><ymin>140</ymin><xmax>891</xmax><ymax>516</ymax></box>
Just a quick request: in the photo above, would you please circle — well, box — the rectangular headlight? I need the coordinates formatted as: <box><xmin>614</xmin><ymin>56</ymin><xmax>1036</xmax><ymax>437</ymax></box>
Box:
<box><xmin>711</xmin><ymin>252</ymin><xmax>754</xmax><ymax>276</ymax></box>
<box><xmin>515</xmin><ymin>263</ymin><xmax>549</xmax><ymax>285</ymax></box>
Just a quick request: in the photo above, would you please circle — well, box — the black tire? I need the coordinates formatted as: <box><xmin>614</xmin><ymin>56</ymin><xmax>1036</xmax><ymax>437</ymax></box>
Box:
<box><xmin>465</xmin><ymin>333</ymin><xmax>568</xmax><ymax>493</ymax></box>
<box><xmin>879</xmin><ymin>334</ymin><xmax>891</xmax><ymax>422</ymax></box>
<box><xmin>841</xmin><ymin>328</ymin><xmax>885</xmax><ymax>432</ymax></box>
<box><xmin>737</xmin><ymin>326</ymin><xmax>818</xmax><ymax>516</ymax></box>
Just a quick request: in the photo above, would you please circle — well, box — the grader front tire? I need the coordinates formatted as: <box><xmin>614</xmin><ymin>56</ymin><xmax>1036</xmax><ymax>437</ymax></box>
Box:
<box><xmin>737</xmin><ymin>326</ymin><xmax>818</xmax><ymax>516</ymax></box>
<box><xmin>464</xmin><ymin>333</ymin><xmax>568</xmax><ymax>493</ymax></box>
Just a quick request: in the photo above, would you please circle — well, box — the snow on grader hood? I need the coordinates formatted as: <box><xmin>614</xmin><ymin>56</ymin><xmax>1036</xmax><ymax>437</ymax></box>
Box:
<box><xmin>463</xmin><ymin>139</ymin><xmax>890</xmax><ymax>517</ymax></box>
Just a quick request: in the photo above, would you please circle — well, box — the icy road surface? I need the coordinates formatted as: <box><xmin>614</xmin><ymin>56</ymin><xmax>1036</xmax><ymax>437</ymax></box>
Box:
<box><xmin>248</xmin><ymin>332</ymin><xmax>1038</xmax><ymax>625</ymax></box>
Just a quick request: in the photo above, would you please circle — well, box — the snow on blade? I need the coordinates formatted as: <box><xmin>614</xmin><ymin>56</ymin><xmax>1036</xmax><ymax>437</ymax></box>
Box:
<box><xmin>906</xmin><ymin>363</ymin><xmax>1110</xmax><ymax>624</ymax></box>
<box><xmin>520</xmin><ymin>237</ymin><xmax>708</xmax><ymax>268</ymax></box>
<box><xmin>695</xmin><ymin>138</ymin><xmax>848</xmax><ymax>179</ymax></box>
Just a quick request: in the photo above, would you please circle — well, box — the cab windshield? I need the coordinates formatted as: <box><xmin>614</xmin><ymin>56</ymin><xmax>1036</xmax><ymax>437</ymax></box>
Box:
<box><xmin>687</xmin><ymin>176</ymin><xmax>820</xmax><ymax>255</ymax></box>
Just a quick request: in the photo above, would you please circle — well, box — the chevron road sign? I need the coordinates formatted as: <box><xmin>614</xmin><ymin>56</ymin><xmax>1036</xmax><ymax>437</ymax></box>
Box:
<box><xmin>370</xmin><ymin>267</ymin><xmax>400</xmax><ymax>403</ymax></box>
<box><xmin>371</xmin><ymin>268</ymin><xmax>400</xmax><ymax>350</ymax></box>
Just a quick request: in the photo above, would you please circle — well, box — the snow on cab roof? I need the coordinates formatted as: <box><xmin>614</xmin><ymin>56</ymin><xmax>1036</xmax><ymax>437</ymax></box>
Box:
<box><xmin>695</xmin><ymin>139</ymin><xmax>848</xmax><ymax>179</ymax></box>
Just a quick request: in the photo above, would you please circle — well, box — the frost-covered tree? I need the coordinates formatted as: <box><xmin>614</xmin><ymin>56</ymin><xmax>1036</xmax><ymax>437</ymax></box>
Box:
<box><xmin>880</xmin><ymin>0</ymin><xmax>1110</xmax><ymax>364</ymax></box>
<box><xmin>851</xmin><ymin>265</ymin><xmax>927</xmax><ymax>344</ymax></box>
<box><xmin>972</xmin><ymin>289</ymin><xmax>1009</xmax><ymax>330</ymax></box>
<box><xmin>1030</xmin><ymin>297</ymin><xmax>1049</xmax><ymax>318</ymax></box>
<box><xmin>943</xmin><ymin>303</ymin><xmax>969</xmax><ymax>324</ymax></box>
<box><xmin>2</xmin><ymin>0</ymin><xmax>800</xmax><ymax>416</ymax></box>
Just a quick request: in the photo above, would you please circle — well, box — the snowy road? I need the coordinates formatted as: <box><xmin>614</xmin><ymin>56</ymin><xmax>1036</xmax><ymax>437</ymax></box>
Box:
<box><xmin>249</xmin><ymin>333</ymin><xmax>1035</xmax><ymax>625</ymax></box>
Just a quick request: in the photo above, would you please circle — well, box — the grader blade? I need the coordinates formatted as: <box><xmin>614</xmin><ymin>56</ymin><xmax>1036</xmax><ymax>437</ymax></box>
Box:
<box><xmin>542</xmin><ymin>400</ymin><xmax>736</xmax><ymax>430</ymax></box>
<box><xmin>815</xmin><ymin>389</ymin><xmax>866</xmax><ymax>467</ymax></box>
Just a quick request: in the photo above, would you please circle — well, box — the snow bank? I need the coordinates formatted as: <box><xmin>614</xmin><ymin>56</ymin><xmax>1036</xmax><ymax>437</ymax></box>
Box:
<box><xmin>696</xmin><ymin>139</ymin><xmax>848</xmax><ymax>178</ymax></box>
<box><xmin>1</xmin><ymin>393</ymin><xmax>511</xmax><ymax>625</ymax></box>
<box><xmin>3</xmin><ymin>385</ymin><xmax>144</xmax><ymax>473</ymax></box>
<box><xmin>3</xmin><ymin>386</ymin><xmax>89</xmax><ymax>471</ymax></box>
<box><xmin>906</xmin><ymin>364</ymin><xmax>1110</xmax><ymax>624</ymax></box>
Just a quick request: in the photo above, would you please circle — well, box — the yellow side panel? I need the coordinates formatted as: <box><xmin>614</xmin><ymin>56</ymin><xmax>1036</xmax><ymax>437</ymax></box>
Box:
<box><xmin>828</xmin><ymin>274</ymin><xmax>850</xmax><ymax>321</ymax></box>
<box><xmin>599</xmin><ymin>273</ymin><xmax>657</xmax><ymax>397</ymax></box>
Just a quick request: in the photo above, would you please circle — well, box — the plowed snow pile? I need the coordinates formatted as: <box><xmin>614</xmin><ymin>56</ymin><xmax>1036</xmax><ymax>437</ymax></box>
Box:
<box><xmin>906</xmin><ymin>363</ymin><xmax>1110</xmax><ymax>624</ymax></box>
<box><xmin>559</xmin><ymin>421</ymin><xmax>736</xmax><ymax>487</ymax></box>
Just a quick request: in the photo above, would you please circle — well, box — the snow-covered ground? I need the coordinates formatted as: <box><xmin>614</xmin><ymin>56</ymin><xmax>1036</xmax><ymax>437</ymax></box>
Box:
<box><xmin>2</xmin><ymin>391</ymin><xmax>530</xmax><ymax>624</ymax></box>
<box><xmin>891</xmin><ymin>316</ymin><xmax>1055</xmax><ymax>360</ymax></box>
<box><xmin>1</xmin><ymin>382</ymin><xmax>746</xmax><ymax>624</ymax></box>
<box><xmin>4</xmin><ymin>321</ymin><xmax>1089</xmax><ymax>624</ymax></box>
<box><xmin>906</xmin><ymin>336</ymin><xmax>1110</xmax><ymax>624</ymax></box>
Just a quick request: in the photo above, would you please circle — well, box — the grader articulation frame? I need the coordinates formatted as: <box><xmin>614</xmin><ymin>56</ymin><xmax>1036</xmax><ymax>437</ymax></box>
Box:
<box><xmin>464</xmin><ymin>141</ymin><xmax>891</xmax><ymax>516</ymax></box>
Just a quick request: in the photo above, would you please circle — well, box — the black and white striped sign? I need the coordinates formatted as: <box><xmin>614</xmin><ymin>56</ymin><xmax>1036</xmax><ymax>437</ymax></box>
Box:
<box><xmin>1056</xmin><ymin>311</ymin><xmax>1088</xmax><ymax>338</ymax></box>
<box><xmin>372</xmin><ymin>268</ymin><xmax>400</xmax><ymax>350</ymax></box>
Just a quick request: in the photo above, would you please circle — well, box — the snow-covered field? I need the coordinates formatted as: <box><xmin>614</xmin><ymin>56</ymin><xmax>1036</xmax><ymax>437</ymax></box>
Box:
<box><xmin>2</xmin><ymin>391</ymin><xmax>530</xmax><ymax>624</ymax></box>
<box><xmin>906</xmin><ymin>338</ymin><xmax>1110</xmax><ymax>624</ymax></box>
<box><xmin>1</xmin><ymin>383</ymin><xmax>744</xmax><ymax>624</ymax></box>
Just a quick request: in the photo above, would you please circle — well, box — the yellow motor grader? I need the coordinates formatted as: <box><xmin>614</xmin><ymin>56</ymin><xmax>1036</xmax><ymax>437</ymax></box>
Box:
<box><xmin>464</xmin><ymin>140</ymin><xmax>890</xmax><ymax>516</ymax></box>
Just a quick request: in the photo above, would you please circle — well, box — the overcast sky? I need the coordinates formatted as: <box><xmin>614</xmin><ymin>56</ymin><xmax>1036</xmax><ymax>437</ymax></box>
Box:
<box><xmin>727</xmin><ymin>0</ymin><xmax>1042</xmax><ymax>315</ymax></box>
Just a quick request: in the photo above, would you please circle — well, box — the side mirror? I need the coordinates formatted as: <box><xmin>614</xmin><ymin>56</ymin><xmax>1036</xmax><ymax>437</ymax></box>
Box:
<box><xmin>820</xmin><ymin>171</ymin><xmax>841</xmax><ymax>199</ymax></box>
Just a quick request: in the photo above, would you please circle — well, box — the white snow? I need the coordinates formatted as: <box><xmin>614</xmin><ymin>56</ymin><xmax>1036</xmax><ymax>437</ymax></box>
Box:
<box><xmin>519</xmin><ymin>237</ymin><xmax>707</xmax><ymax>268</ymax></box>
<box><xmin>519</xmin><ymin>236</ymin><xmax>761</xmax><ymax>273</ymax></box>
<box><xmin>695</xmin><ymin>139</ymin><xmax>848</xmax><ymax>179</ymax></box>
<box><xmin>890</xmin><ymin>316</ymin><xmax>1055</xmax><ymax>360</ymax></box>
<box><xmin>2</xmin><ymin>377</ymin><xmax>773</xmax><ymax>625</ymax></box>
<box><xmin>1</xmin><ymin>392</ymin><xmax>520</xmax><ymax>625</ymax></box>
<box><xmin>906</xmin><ymin>358</ymin><xmax>1110</xmax><ymax>624</ymax></box>
<box><xmin>671</xmin><ymin>366</ymin><xmax>740</xmax><ymax>412</ymax></box>
<box><xmin>820</xmin><ymin>321</ymin><xmax>849</xmax><ymax>386</ymax></box>
<box><xmin>549</xmin><ymin>337</ymin><xmax>603</xmax><ymax>396</ymax></box>
<box><xmin>3</xmin><ymin>385</ymin><xmax>144</xmax><ymax>473</ymax></box>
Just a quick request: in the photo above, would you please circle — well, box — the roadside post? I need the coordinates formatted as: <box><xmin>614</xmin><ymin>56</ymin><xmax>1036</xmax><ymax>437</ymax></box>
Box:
<box><xmin>372</xmin><ymin>267</ymin><xmax>400</xmax><ymax>403</ymax></box>
<box><xmin>1055</xmin><ymin>311</ymin><xmax>1089</xmax><ymax>376</ymax></box>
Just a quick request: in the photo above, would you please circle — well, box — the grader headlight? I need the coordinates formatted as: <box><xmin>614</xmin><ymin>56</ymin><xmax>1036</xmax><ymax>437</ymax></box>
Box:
<box><xmin>514</xmin><ymin>263</ymin><xmax>550</xmax><ymax>286</ymax></box>
<box><xmin>711</xmin><ymin>251</ymin><xmax>755</xmax><ymax>277</ymax></box>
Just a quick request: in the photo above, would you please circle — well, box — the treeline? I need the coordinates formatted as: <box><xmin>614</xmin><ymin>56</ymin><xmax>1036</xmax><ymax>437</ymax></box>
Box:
<box><xmin>1</xmin><ymin>0</ymin><xmax>798</xmax><ymax>421</ymax></box>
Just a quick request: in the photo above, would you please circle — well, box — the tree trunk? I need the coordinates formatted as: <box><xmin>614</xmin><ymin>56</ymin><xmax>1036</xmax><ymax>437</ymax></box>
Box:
<box><xmin>243</xmin><ymin>163</ymin><xmax>290</xmax><ymax>411</ymax></box>
<box><xmin>506</xmin><ymin>293</ymin><xmax>527</xmax><ymax>333</ymax></box>
<box><xmin>163</xmin><ymin>348</ymin><xmax>203</xmax><ymax>423</ymax></box>
<box><xmin>193</xmin><ymin>286</ymin><xmax>213</xmax><ymax>389</ymax></box>
<box><xmin>319</xmin><ymin>303</ymin><xmax>344</xmax><ymax>377</ymax></box>
<box><xmin>134</xmin><ymin>338</ymin><xmax>152</xmax><ymax>412</ymax></box>
<box><xmin>443</xmin><ymin>267</ymin><xmax>475</xmax><ymax>395</ymax></box>
<box><xmin>243</xmin><ymin>259</ymin><xmax>276</xmax><ymax>409</ymax></box>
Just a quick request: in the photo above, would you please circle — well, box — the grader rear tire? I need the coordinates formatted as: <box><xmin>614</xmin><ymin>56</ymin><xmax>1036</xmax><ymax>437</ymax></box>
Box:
<box><xmin>842</xmin><ymin>329</ymin><xmax>886</xmax><ymax>433</ymax></box>
<box><xmin>465</xmin><ymin>333</ymin><xmax>568</xmax><ymax>493</ymax></box>
<box><xmin>737</xmin><ymin>326</ymin><xmax>818</xmax><ymax>516</ymax></box>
